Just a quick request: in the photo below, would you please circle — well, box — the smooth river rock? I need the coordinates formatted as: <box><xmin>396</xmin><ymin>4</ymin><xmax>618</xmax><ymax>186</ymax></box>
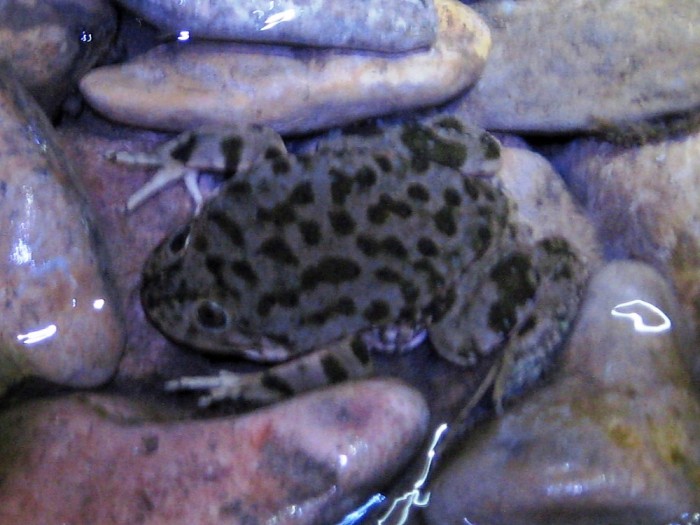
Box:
<box><xmin>452</xmin><ymin>0</ymin><xmax>700</xmax><ymax>133</ymax></box>
<box><xmin>0</xmin><ymin>0</ymin><xmax>116</xmax><ymax>115</ymax></box>
<box><xmin>80</xmin><ymin>0</ymin><xmax>490</xmax><ymax>135</ymax></box>
<box><xmin>0</xmin><ymin>71</ymin><xmax>123</xmax><ymax>395</ymax></box>
<box><xmin>551</xmin><ymin>129</ymin><xmax>700</xmax><ymax>373</ymax></box>
<box><xmin>116</xmin><ymin>0</ymin><xmax>438</xmax><ymax>53</ymax></box>
<box><xmin>424</xmin><ymin>261</ymin><xmax>700</xmax><ymax>525</ymax></box>
<box><xmin>0</xmin><ymin>379</ymin><xmax>428</xmax><ymax>525</ymax></box>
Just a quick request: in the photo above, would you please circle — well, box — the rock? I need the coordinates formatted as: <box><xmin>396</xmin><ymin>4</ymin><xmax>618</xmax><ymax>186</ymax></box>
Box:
<box><xmin>115</xmin><ymin>0</ymin><xmax>438</xmax><ymax>53</ymax></box>
<box><xmin>79</xmin><ymin>0</ymin><xmax>490</xmax><ymax>135</ymax></box>
<box><xmin>451</xmin><ymin>0</ymin><xmax>700</xmax><ymax>133</ymax></box>
<box><xmin>0</xmin><ymin>0</ymin><xmax>116</xmax><ymax>116</ymax></box>
<box><xmin>0</xmin><ymin>379</ymin><xmax>429</xmax><ymax>525</ymax></box>
<box><xmin>497</xmin><ymin>135</ymin><xmax>603</xmax><ymax>266</ymax></box>
<box><xmin>424</xmin><ymin>261</ymin><xmax>700</xmax><ymax>525</ymax></box>
<box><xmin>0</xmin><ymin>71</ymin><xmax>123</xmax><ymax>395</ymax></box>
<box><xmin>551</xmin><ymin>130</ymin><xmax>700</xmax><ymax>372</ymax></box>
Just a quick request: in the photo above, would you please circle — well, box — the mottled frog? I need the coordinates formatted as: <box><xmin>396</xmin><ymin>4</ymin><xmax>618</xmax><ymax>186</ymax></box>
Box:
<box><xmin>124</xmin><ymin>117</ymin><xmax>585</xmax><ymax>408</ymax></box>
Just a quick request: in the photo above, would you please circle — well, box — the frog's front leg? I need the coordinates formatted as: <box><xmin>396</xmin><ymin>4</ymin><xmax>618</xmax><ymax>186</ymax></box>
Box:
<box><xmin>430</xmin><ymin>237</ymin><xmax>585</xmax><ymax>416</ymax></box>
<box><xmin>166</xmin><ymin>336</ymin><xmax>373</xmax><ymax>407</ymax></box>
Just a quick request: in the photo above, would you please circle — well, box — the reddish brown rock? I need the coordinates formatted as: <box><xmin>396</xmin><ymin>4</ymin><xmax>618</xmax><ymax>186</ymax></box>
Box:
<box><xmin>0</xmin><ymin>379</ymin><xmax>428</xmax><ymax>525</ymax></box>
<box><xmin>0</xmin><ymin>72</ymin><xmax>123</xmax><ymax>394</ymax></box>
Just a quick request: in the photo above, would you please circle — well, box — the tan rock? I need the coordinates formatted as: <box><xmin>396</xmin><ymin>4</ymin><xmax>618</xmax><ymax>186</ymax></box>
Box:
<box><xmin>0</xmin><ymin>71</ymin><xmax>123</xmax><ymax>394</ymax></box>
<box><xmin>424</xmin><ymin>261</ymin><xmax>700</xmax><ymax>525</ymax></box>
<box><xmin>0</xmin><ymin>379</ymin><xmax>429</xmax><ymax>525</ymax></box>
<box><xmin>79</xmin><ymin>0</ymin><xmax>490</xmax><ymax>135</ymax></box>
<box><xmin>452</xmin><ymin>0</ymin><xmax>700</xmax><ymax>133</ymax></box>
<box><xmin>115</xmin><ymin>0</ymin><xmax>438</xmax><ymax>53</ymax></box>
<box><xmin>551</xmin><ymin>129</ymin><xmax>700</xmax><ymax>372</ymax></box>
<box><xmin>0</xmin><ymin>0</ymin><xmax>116</xmax><ymax>115</ymax></box>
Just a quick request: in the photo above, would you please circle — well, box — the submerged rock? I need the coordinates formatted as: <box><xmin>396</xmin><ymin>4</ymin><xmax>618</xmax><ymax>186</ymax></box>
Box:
<box><xmin>0</xmin><ymin>379</ymin><xmax>428</xmax><ymax>525</ymax></box>
<box><xmin>453</xmin><ymin>0</ymin><xmax>700</xmax><ymax>133</ymax></box>
<box><xmin>0</xmin><ymin>0</ymin><xmax>116</xmax><ymax>115</ymax></box>
<box><xmin>0</xmin><ymin>71</ymin><xmax>123</xmax><ymax>395</ymax></box>
<box><xmin>115</xmin><ymin>0</ymin><xmax>438</xmax><ymax>53</ymax></box>
<box><xmin>80</xmin><ymin>0</ymin><xmax>490</xmax><ymax>135</ymax></box>
<box><xmin>424</xmin><ymin>261</ymin><xmax>700</xmax><ymax>525</ymax></box>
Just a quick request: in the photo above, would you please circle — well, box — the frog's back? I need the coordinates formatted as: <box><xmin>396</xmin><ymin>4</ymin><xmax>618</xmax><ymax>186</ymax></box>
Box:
<box><xmin>142</xmin><ymin>121</ymin><xmax>508</xmax><ymax>358</ymax></box>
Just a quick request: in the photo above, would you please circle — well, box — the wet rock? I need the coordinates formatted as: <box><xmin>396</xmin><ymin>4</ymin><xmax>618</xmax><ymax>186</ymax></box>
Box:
<box><xmin>452</xmin><ymin>0</ymin><xmax>700</xmax><ymax>133</ymax></box>
<box><xmin>0</xmin><ymin>0</ymin><xmax>116</xmax><ymax>116</ymax></box>
<box><xmin>79</xmin><ymin>0</ymin><xmax>490</xmax><ymax>135</ymax></box>
<box><xmin>551</xmin><ymin>129</ymin><xmax>700</xmax><ymax>370</ymax></box>
<box><xmin>424</xmin><ymin>261</ymin><xmax>700</xmax><ymax>525</ymax></box>
<box><xmin>116</xmin><ymin>0</ymin><xmax>438</xmax><ymax>53</ymax></box>
<box><xmin>0</xmin><ymin>379</ymin><xmax>429</xmax><ymax>525</ymax></box>
<box><xmin>497</xmin><ymin>136</ymin><xmax>603</xmax><ymax>266</ymax></box>
<box><xmin>0</xmin><ymin>71</ymin><xmax>123</xmax><ymax>395</ymax></box>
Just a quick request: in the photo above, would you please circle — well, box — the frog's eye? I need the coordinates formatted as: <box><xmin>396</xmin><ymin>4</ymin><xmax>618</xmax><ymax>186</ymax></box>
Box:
<box><xmin>195</xmin><ymin>299</ymin><xmax>229</xmax><ymax>331</ymax></box>
<box><xmin>169</xmin><ymin>225</ymin><xmax>191</xmax><ymax>254</ymax></box>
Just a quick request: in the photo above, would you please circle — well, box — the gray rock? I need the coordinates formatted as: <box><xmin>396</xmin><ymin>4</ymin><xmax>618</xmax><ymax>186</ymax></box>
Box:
<box><xmin>116</xmin><ymin>0</ymin><xmax>438</xmax><ymax>53</ymax></box>
<box><xmin>0</xmin><ymin>379</ymin><xmax>428</xmax><ymax>525</ymax></box>
<box><xmin>451</xmin><ymin>0</ymin><xmax>700</xmax><ymax>133</ymax></box>
<box><xmin>0</xmin><ymin>0</ymin><xmax>116</xmax><ymax>115</ymax></box>
<box><xmin>79</xmin><ymin>0</ymin><xmax>490</xmax><ymax>135</ymax></box>
<box><xmin>424</xmin><ymin>261</ymin><xmax>700</xmax><ymax>525</ymax></box>
<box><xmin>0</xmin><ymin>71</ymin><xmax>123</xmax><ymax>395</ymax></box>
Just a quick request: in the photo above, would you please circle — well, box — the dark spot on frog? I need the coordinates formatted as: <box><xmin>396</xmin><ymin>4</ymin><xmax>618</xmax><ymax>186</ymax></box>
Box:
<box><xmin>300</xmin><ymin>257</ymin><xmax>361</xmax><ymax>290</ymax></box>
<box><xmin>196</xmin><ymin>299</ymin><xmax>229</xmax><ymax>330</ymax></box>
<box><xmin>434</xmin><ymin>206</ymin><xmax>457</xmax><ymax>236</ymax></box>
<box><xmin>171</xmin><ymin>133</ymin><xmax>198</xmax><ymax>163</ymax></box>
<box><xmin>356</xmin><ymin>234</ymin><xmax>380</xmax><ymax>257</ymax></box>
<box><xmin>401</xmin><ymin>282</ymin><xmax>420</xmax><ymax>304</ymax></box>
<box><xmin>367</xmin><ymin>194</ymin><xmax>412</xmax><ymax>224</ymax></box>
<box><xmin>363</xmin><ymin>299</ymin><xmax>391</xmax><ymax>323</ymax></box>
<box><xmin>321</xmin><ymin>354</ymin><xmax>349</xmax><ymax>383</ymax></box>
<box><xmin>372</xmin><ymin>154</ymin><xmax>392</xmax><ymax>173</ymax></box>
<box><xmin>462</xmin><ymin>178</ymin><xmax>480</xmax><ymax>200</ymax></box>
<box><xmin>380</xmin><ymin>235</ymin><xmax>408</xmax><ymax>259</ymax></box>
<box><xmin>220</xmin><ymin>135</ymin><xmax>243</xmax><ymax>172</ymax></box>
<box><xmin>354</xmin><ymin>165</ymin><xmax>378</xmax><ymax>188</ymax></box>
<box><xmin>413</xmin><ymin>258</ymin><xmax>446</xmax><ymax>289</ymax></box>
<box><xmin>264</xmin><ymin>145</ymin><xmax>285</xmax><ymax>160</ymax></box>
<box><xmin>298</xmin><ymin>219</ymin><xmax>321</xmax><ymax>245</ymax></box>
<box><xmin>488</xmin><ymin>253</ymin><xmax>538</xmax><ymax>333</ymax></box>
<box><xmin>351</xmin><ymin>337</ymin><xmax>370</xmax><ymax>364</ymax></box>
<box><xmin>223</xmin><ymin>181</ymin><xmax>252</xmax><ymax>198</ymax></box>
<box><xmin>443</xmin><ymin>187</ymin><xmax>462</xmax><ymax>206</ymax></box>
<box><xmin>433</xmin><ymin>116</ymin><xmax>465</xmax><ymax>133</ymax></box>
<box><xmin>301</xmin><ymin>296</ymin><xmax>357</xmax><ymax>325</ymax></box>
<box><xmin>231</xmin><ymin>260</ymin><xmax>259</xmax><ymax>286</ymax></box>
<box><xmin>417</xmin><ymin>237</ymin><xmax>439</xmax><ymax>257</ymax></box>
<box><xmin>429</xmin><ymin>287</ymin><xmax>457</xmax><ymax>323</ymax></box>
<box><xmin>407</xmin><ymin>183</ymin><xmax>430</xmax><ymax>202</ymax></box>
<box><xmin>374</xmin><ymin>266</ymin><xmax>402</xmax><ymax>283</ymax></box>
<box><xmin>191</xmin><ymin>232</ymin><xmax>209</xmax><ymax>252</ymax></box>
<box><xmin>330</xmin><ymin>168</ymin><xmax>353</xmax><ymax>205</ymax></box>
<box><xmin>207</xmin><ymin>209</ymin><xmax>245</xmax><ymax>247</ymax></box>
<box><xmin>257</xmin><ymin>202</ymin><xmax>296</xmax><ymax>226</ymax></box>
<box><xmin>400</xmin><ymin>122</ymin><xmax>468</xmax><ymax>170</ymax></box>
<box><xmin>258</xmin><ymin>236</ymin><xmax>299</xmax><ymax>266</ymax></box>
<box><xmin>480</xmin><ymin>132</ymin><xmax>501</xmax><ymax>160</ymax></box>
<box><xmin>517</xmin><ymin>316</ymin><xmax>537</xmax><ymax>335</ymax></box>
<box><xmin>261</xmin><ymin>372</ymin><xmax>295</xmax><ymax>397</ymax></box>
<box><xmin>289</xmin><ymin>181</ymin><xmax>314</xmax><ymax>205</ymax></box>
<box><xmin>328</xmin><ymin>209</ymin><xmax>356</xmax><ymax>235</ymax></box>
<box><xmin>271</xmin><ymin>156</ymin><xmax>291</xmax><ymax>174</ymax></box>
<box><xmin>205</xmin><ymin>254</ymin><xmax>225</xmax><ymax>276</ymax></box>
<box><xmin>471</xmin><ymin>225</ymin><xmax>493</xmax><ymax>256</ymax></box>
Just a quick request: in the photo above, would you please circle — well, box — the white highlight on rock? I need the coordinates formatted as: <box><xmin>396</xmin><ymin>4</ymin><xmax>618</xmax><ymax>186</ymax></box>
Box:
<box><xmin>17</xmin><ymin>324</ymin><xmax>58</xmax><ymax>345</ymax></box>
<box><xmin>610</xmin><ymin>299</ymin><xmax>672</xmax><ymax>334</ymax></box>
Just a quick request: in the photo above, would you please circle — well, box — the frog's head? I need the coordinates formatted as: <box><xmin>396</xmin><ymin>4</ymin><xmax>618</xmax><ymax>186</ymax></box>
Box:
<box><xmin>141</xmin><ymin>223</ymin><xmax>290</xmax><ymax>361</ymax></box>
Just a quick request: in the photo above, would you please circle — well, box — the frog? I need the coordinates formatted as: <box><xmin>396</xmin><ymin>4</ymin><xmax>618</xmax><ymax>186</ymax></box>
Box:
<box><xmin>127</xmin><ymin>115</ymin><xmax>585</xmax><ymax>410</ymax></box>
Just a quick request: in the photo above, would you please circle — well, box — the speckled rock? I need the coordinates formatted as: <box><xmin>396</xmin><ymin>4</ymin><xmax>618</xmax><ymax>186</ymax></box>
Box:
<box><xmin>424</xmin><ymin>261</ymin><xmax>700</xmax><ymax>525</ymax></box>
<box><xmin>451</xmin><ymin>0</ymin><xmax>700</xmax><ymax>133</ymax></box>
<box><xmin>0</xmin><ymin>379</ymin><xmax>428</xmax><ymax>525</ymax></box>
<box><xmin>0</xmin><ymin>0</ymin><xmax>116</xmax><ymax>116</ymax></box>
<box><xmin>79</xmin><ymin>0</ymin><xmax>490</xmax><ymax>135</ymax></box>
<box><xmin>116</xmin><ymin>0</ymin><xmax>438</xmax><ymax>52</ymax></box>
<box><xmin>0</xmin><ymin>71</ymin><xmax>123</xmax><ymax>395</ymax></box>
<box><xmin>551</xmin><ymin>129</ymin><xmax>700</xmax><ymax>373</ymax></box>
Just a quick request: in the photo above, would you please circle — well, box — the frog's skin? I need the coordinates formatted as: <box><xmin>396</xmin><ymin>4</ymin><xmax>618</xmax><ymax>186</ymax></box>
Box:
<box><xmin>136</xmin><ymin>116</ymin><xmax>585</xmax><ymax>408</ymax></box>
<box><xmin>110</xmin><ymin>123</ymin><xmax>286</xmax><ymax>212</ymax></box>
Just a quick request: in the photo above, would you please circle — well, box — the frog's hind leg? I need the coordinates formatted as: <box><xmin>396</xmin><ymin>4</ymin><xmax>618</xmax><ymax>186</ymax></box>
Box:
<box><xmin>165</xmin><ymin>337</ymin><xmax>373</xmax><ymax>407</ymax></box>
